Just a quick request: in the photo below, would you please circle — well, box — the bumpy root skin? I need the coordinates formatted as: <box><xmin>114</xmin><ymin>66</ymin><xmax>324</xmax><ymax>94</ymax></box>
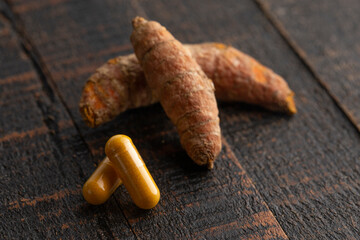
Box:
<box><xmin>130</xmin><ymin>17</ymin><xmax>222</xmax><ymax>168</ymax></box>
<box><xmin>79</xmin><ymin>54</ymin><xmax>157</xmax><ymax>127</ymax></box>
<box><xmin>188</xmin><ymin>43</ymin><xmax>296</xmax><ymax>115</ymax></box>
<box><xmin>79</xmin><ymin>42</ymin><xmax>295</xmax><ymax>128</ymax></box>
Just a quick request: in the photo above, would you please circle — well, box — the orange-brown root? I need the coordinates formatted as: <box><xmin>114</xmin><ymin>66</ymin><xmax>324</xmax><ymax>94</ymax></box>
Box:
<box><xmin>79</xmin><ymin>43</ymin><xmax>296</xmax><ymax>127</ymax></box>
<box><xmin>130</xmin><ymin>17</ymin><xmax>222</xmax><ymax>167</ymax></box>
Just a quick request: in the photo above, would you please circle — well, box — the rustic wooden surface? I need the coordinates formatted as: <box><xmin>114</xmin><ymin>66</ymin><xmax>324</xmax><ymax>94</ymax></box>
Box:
<box><xmin>1</xmin><ymin>0</ymin><xmax>359</xmax><ymax>239</ymax></box>
<box><xmin>258</xmin><ymin>0</ymin><xmax>360</xmax><ymax>131</ymax></box>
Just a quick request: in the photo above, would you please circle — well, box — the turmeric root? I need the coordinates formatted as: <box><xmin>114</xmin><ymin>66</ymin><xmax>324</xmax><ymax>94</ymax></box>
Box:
<box><xmin>80</xmin><ymin>43</ymin><xmax>296</xmax><ymax>128</ymax></box>
<box><xmin>130</xmin><ymin>17</ymin><xmax>221</xmax><ymax>169</ymax></box>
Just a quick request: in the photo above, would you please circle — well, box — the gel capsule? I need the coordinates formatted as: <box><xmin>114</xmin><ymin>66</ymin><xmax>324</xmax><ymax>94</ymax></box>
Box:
<box><xmin>83</xmin><ymin>157</ymin><xmax>122</xmax><ymax>205</ymax></box>
<box><xmin>105</xmin><ymin>134</ymin><xmax>160</xmax><ymax>209</ymax></box>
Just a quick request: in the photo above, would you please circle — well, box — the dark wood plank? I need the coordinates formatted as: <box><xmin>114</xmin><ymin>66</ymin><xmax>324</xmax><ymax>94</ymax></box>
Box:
<box><xmin>4</xmin><ymin>0</ymin><xmax>360</xmax><ymax>239</ymax></box>
<box><xmin>257</xmin><ymin>0</ymin><xmax>360</xmax><ymax>131</ymax></box>
<box><xmin>0</xmin><ymin>7</ymin><xmax>135</xmax><ymax>240</ymax></box>
<box><xmin>137</xmin><ymin>0</ymin><xmax>359</xmax><ymax>239</ymax></box>
<box><xmin>2</xmin><ymin>0</ymin><xmax>288</xmax><ymax>239</ymax></box>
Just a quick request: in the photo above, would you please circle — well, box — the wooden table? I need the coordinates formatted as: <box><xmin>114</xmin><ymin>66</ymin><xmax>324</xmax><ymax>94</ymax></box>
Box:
<box><xmin>1</xmin><ymin>0</ymin><xmax>359</xmax><ymax>239</ymax></box>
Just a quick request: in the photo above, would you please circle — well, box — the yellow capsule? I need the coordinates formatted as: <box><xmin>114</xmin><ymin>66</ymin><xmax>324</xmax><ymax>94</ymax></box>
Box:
<box><xmin>82</xmin><ymin>157</ymin><xmax>122</xmax><ymax>205</ymax></box>
<box><xmin>105</xmin><ymin>134</ymin><xmax>160</xmax><ymax>209</ymax></box>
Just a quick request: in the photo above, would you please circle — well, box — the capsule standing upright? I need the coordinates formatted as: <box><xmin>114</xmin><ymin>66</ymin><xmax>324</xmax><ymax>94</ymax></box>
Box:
<box><xmin>105</xmin><ymin>134</ymin><xmax>160</xmax><ymax>209</ymax></box>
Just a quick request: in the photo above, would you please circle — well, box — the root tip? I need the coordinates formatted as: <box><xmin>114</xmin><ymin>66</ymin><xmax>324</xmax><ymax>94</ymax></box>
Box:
<box><xmin>207</xmin><ymin>161</ymin><xmax>214</xmax><ymax>169</ymax></box>
<box><xmin>190</xmin><ymin>146</ymin><xmax>218</xmax><ymax>170</ymax></box>
<box><xmin>286</xmin><ymin>91</ymin><xmax>297</xmax><ymax>115</ymax></box>
<box><xmin>132</xmin><ymin>16</ymin><xmax>147</xmax><ymax>28</ymax></box>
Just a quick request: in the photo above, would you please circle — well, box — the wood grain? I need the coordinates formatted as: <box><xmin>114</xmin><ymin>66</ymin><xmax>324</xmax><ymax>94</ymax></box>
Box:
<box><xmin>0</xmin><ymin>6</ymin><xmax>135</xmax><ymax>239</ymax></box>
<box><xmin>1</xmin><ymin>0</ymin><xmax>288</xmax><ymax>239</ymax></box>
<box><xmin>151</xmin><ymin>0</ymin><xmax>359</xmax><ymax>239</ymax></box>
<box><xmin>258</xmin><ymin>0</ymin><xmax>360</xmax><ymax>131</ymax></box>
<box><xmin>137</xmin><ymin>0</ymin><xmax>360</xmax><ymax>238</ymax></box>
<box><xmin>2</xmin><ymin>0</ymin><xmax>360</xmax><ymax>239</ymax></box>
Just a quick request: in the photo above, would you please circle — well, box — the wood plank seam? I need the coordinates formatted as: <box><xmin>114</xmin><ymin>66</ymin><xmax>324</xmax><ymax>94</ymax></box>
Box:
<box><xmin>222</xmin><ymin>137</ymin><xmax>289</xmax><ymax>239</ymax></box>
<box><xmin>1</xmin><ymin>1</ymin><xmax>139</xmax><ymax>238</ymax></box>
<box><xmin>253</xmin><ymin>0</ymin><xmax>360</xmax><ymax>134</ymax></box>
<box><xmin>0</xmin><ymin>4</ymin><xmax>86</xmax><ymax>181</ymax></box>
<box><xmin>95</xmin><ymin>2</ymin><xmax>150</xmax><ymax>237</ymax></box>
<box><xmin>125</xmin><ymin>5</ymin><xmax>288</xmax><ymax>237</ymax></box>
<box><xmin>128</xmin><ymin>2</ymin><xmax>289</xmax><ymax>236</ymax></box>
<box><xmin>0</xmin><ymin>0</ymin><xmax>316</xmax><ymax>238</ymax></box>
<box><xmin>2</xmin><ymin>0</ymin><xmax>80</xmax><ymax>137</ymax></box>
<box><xmin>1</xmin><ymin>3</ymin><xmax>55</xmax><ymax>101</ymax></box>
<box><xmin>112</xmin><ymin>195</ymin><xmax>141</xmax><ymax>240</ymax></box>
